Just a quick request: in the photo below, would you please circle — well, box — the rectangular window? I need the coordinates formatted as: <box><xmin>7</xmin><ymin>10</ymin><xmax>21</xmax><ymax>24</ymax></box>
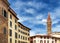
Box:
<box><xmin>28</xmin><ymin>38</ymin><xmax>29</xmax><ymax>41</ymax></box>
<box><xmin>10</xmin><ymin>38</ymin><xmax>12</xmax><ymax>43</ymax></box>
<box><xmin>10</xmin><ymin>21</ymin><xmax>12</xmax><ymax>27</ymax></box>
<box><xmin>15</xmin><ymin>40</ymin><xmax>17</xmax><ymax>43</ymax></box>
<box><xmin>25</xmin><ymin>37</ymin><xmax>27</xmax><ymax>40</ymax></box>
<box><xmin>22</xmin><ymin>36</ymin><xmax>24</xmax><ymax>40</ymax></box>
<box><xmin>30</xmin><ymin>41</ymin><xmax>33</xmax><ymax>43</ymax></box>
<box><xmin>15</xmin><ymin>25</ymin><xmax>17</xmax><ymax>30</ymax></box>
<box><xmin>3</xmin><ymin>27</ymin><xmax>6</xmax><ymax>34</ymax></box>
<box><xmin>19</xmin><ymin>35</ymin><xmax>20</xmax><ymax>38</ymax></box>
<box><xmin>21</xmin><ymin>36</ymin><xmax>22</xmax><ymax>39</ymax></box>
<box><xmin>18</xmin><ymin>41</ymin><xmax>20</xmax><ymax>43</ymax></box>
<box><xmin>18</xmin><ymin>30</ymin><xmax>20</xmax><ymax>32</ymax></box>
<box><xmin>15</xmin><ymin>32</ymin><xmax>17</xmax><ymax>38</ymax></box>
<box><xmin>10</xmin><ymin>15</ymin><xmax>12</xmax><ymax>19</ymax></box>
<box><xmin>15</xmin><ymin>19</ymin><xmax>17</xmax><ymax>23</ymax></box>
<box><xmin>18</xmin><ymin>25</ymin><xmax>20</xmax><ymax>27</ymax></box>
<box><xmin>27</xmin><ymin>30</ymin><xmax>29</xmax><ymax>32</ymax></box>
<box><xmin>9</xmin><ymin>29</ymin><xmax>12</xmax><ymax>36</ymax></box>
<box><xmin>28</xmin><ymin>34</ymin><xmax>29</xmax><ymax>36</ymax></box>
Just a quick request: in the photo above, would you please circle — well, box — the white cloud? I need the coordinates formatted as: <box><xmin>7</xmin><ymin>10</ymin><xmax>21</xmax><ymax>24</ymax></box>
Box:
<box><xmin>30</xmin><ymin>28</ymin><xmax>47</xmax><ymax>36</ymax></box>
<box><xmin>13</xmin><ymin>1</ymin><xmax>25</xmax><ymax>8</ymax></box>
<box><xmin>52</xmin><ymin>25</ymin><xmax>60</xmax><ymax>32</ymax></box>
<box><xmin>52</xmin><ymin>19</ymin><xmax>60</xmax><ymax>25</ymax></box>
<box><xmin>27</xmin><ymin>1</ymin><xmax>48</xmax><ymax>10</ymax></box>
<box><xmin>11</xmin><ymin>0</ymin><xmax>48</xmax><ymax>11</ymax></box>
<box><xmin>30</xmin><ymin>31</ymin><xmax>36</xmax><ymax>36</ymax></box>
<box><xmin>49</xmin><ymin>7</ymin><xmax>60</xmax><ymax>25</ymax></box>
<box><xmin>18</xmin><ymin>16</ymin><xmax>33</xmax><ymax>22</ymax></box>
<box><xmin>36</xmin><ymin>14</ymin><xmax>44</xmax><ymax>19</ymax></box>
<box><xmin>18</xmin><ymin>14</ymin><xmax>47</xmax><ymax>26</ymax></box>
<box><xmin>42</xmin><ymin>19</ymin><xmax>47</xmax><ymax>22</ymax></box>
<box><xmin>24</xmin><ymin>8</ymin><xmax>36</xmax><ymax>14</ymax></box>
<box><xmin>50</xmin><ymin>7</ymin><xmax>60</xmax><ymax>20</ymax></box>
<box><xmin>29</xmin><ymin>19</ymin><xmax>47</xmax><ymax>25</ymax></box>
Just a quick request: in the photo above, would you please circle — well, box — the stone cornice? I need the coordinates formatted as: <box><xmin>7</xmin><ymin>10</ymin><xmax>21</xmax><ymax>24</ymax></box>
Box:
<box><xmin>2</xmin><ymin>0</ymin><xmax>10</xmax><ymax>7</ymax></box>
<box><xmin>18</xmin><ymin>22</ymin><xmax>31</xmax><ymax>30</ymax></box>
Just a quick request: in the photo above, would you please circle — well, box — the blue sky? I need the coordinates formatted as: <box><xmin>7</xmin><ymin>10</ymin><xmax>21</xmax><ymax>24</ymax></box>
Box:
<box><xmin>8</xmin><ymin>0</ymin><xmax>60</xmax><ymax>36</ymax></box>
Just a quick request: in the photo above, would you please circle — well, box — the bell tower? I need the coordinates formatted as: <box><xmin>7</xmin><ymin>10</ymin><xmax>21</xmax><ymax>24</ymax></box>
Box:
<box><xmin>47</xmin><ymin>13</ymin><xmax>52</xmax><ymax>35</ymax></box>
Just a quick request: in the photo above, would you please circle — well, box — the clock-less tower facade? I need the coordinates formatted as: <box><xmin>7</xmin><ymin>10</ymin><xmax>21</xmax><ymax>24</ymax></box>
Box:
<box><xmin>47</xmin><ymin>13</ymin><xmax>52</xmax><ymax>35</ymax></box>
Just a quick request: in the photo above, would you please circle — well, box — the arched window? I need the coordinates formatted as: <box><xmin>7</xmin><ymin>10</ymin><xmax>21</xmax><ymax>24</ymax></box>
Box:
<box><xmin>34</xmin><ymin>40</ymin><xmax>36</xmax><ymax>43</ymax></box>
<box><xmin>2</xmin><ymin>9</ymin><xmax>7</xmax><ymax>18</ymax></box>
<box><xmin>3</xmin><ymin>27</ymin><xmax>6</xmax><ymax>34</ymax></box>
<box><xmin>52</xmin><ymin>41</ymin><xmax>54</xmax><ymax>43</ymax></box>
<box><xmin>15</xmin><ymin>25</ymin><xmax>17</xmax><ymax>30</ymax></box>
<box><xmin>47</xmin><ymin>40</ymin><xmax>49</xmax><ymax>43</ymax></box>
<box><xmin>40</xmin><ymin>40</ymin><xmax>43</xmax><ymax>43</ymax></box>
<box><xmin>44</xmin><ymin>40</ymin><xmax>46</xmax><ymax>43</ymax></box>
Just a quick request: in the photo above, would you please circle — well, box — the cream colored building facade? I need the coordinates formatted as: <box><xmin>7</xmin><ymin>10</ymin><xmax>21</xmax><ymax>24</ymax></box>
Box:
<box><xmin>18</xmin><ymin>22</ymin><xmax>30</xmax><ymax>43</ymax></box>
<box><xmin>29</xmin><ymin>34</ymin><xmax>60</xmax><ymax>43</ymax></box>
<box><xmin>0</xmin><ymin>0</ymin><xmax>30</xmax><ymax>43</ymax></box>
<box><xmin>51</xmin><ymin>32</ymin><xmax>60</xmax><ymax>43</ymax></box>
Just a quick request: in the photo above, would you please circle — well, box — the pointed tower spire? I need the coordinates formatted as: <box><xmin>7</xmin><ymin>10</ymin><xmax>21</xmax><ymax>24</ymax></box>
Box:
<box><xmin>47</xmin><ymin>12</ymin><xmax>51</xmax><ymax>21</ymax></box>
<box><xmin>47</xmin><ymin>12</ymin><xmax>52</xmax><ymax>35</ymax></box>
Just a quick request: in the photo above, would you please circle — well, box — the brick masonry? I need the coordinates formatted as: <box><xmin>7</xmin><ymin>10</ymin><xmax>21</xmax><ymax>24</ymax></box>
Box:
<box><xmin>0</xmin><ymin>8</ymin><xmax>8</xmax><ymax>43</ymax></box>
